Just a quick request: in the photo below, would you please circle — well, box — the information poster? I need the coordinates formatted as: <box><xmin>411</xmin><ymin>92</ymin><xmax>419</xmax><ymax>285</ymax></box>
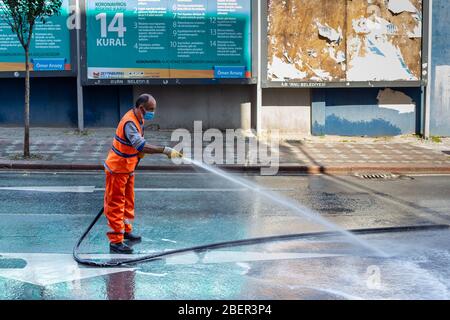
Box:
<box><xmin>0</xmin><ymin>0</ymin><xmax>71</xmax><ymax>72</ymax></box>
<box><xmin>86</xmin><ymin>0</ymin><xmax>252</xmax><ymax>80</ymax></box>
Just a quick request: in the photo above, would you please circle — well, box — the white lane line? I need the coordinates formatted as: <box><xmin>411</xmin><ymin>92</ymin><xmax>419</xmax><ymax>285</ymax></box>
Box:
<box><xmin>0</xmin><ymin>186</ymin><xmax>96</xmax><ymax>193</ymax></box>
<box><xmin>0</xmin><ymin>253</ymin><xmax>133</xmax><ymax>286</ymax></box>
<box><xmin>4</xmin><ymin>151</ymin><xmax>64</xmax><ymax>154</ymax></box>
<box><xmin>105</xmin><ymin>187</ymin><xmax>295</xmax><ymax>192</ymax></box>
<box><xmin>165</xmin><ymin>251</ymin><xmax>345</xmax><ymax>265</ymax></box>
<box><xmin>0</xmin><ymin>171</ymin><xmax>211</xmax><ymax>175</ymax></box>
<box><xmin>78</xmin><ymin>253</ymin><xmax>157</xmax><ymax>259</ymax></box>
<box><xmin>0</xmin><ymin>251</ymin><xmax>346</xmax><ymax>285</ymax></box>
<box><xmin>0</xmin><ymin>171</ymin><xmax>103</xmax><ymax>175</ymax></box>
<box><xmin>0</xmin><ymin>186</ymin><xmax>295</xmax><ymax>193</ymax></box>
<box><xmin>0</xmin><ymin>213</ymin><xmax>93</xmax><ymax>217</ymax></box>
<box><xmin>135</xmin><ymin>271</ymin><xmax>168</xmax><ymax>277</ymax></box>
<box><xmin>79</xmin><ymin>251</ymin><xmax>346</xmax><ymax>265</ymax></box>
<box><xmin>161</xmin><ymin>239</ymin><xmax>177</xmax><ymax>243</ymax></box>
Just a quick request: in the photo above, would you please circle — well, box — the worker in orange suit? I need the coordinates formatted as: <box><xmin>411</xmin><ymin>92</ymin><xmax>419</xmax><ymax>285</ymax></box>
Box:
<box><xmin>104</xmin><ymin>93</ymin><xmax>183</xmax><ymax>254</ymax></box>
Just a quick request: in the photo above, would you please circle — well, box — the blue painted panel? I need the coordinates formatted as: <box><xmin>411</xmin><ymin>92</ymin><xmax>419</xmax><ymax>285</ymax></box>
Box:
<box><xmin>430</xmin><ymin>0</ymin><xmax>450</xmax><ymax>136</ymax></box>
<box><xmin>0</xmin><ymin>78</ymin><xmax>77</xmax><ymax>126</ymax></box>
<box><xmin>83</xmin><ymin>86</ymin><xmax>133</xmax><ymax>127</ymax></box>
<box><xmin>312</xmin><ymin>88</ymin><xmax>421</xmax><ymax>137</ymax></box>
<box><xmin>0</xmin><ymin>78</ymin><xmax>133</xmax><ymax>127</ymax></box>
<box><xmin>118</xmin><ymin>87</ymin><xmax>134</xmax><ymax>117</ymax></box>
<box><xmin>311</xmin><ymin>90</ymin><xmax>326</xmax><ymax>136</ymax></box>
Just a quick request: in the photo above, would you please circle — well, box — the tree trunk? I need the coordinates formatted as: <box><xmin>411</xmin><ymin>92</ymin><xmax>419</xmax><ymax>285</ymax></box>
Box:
<box><xmin>24</xmin><ymin>48</ymin><xmax>30</xmax><ymax>158</ymax></box>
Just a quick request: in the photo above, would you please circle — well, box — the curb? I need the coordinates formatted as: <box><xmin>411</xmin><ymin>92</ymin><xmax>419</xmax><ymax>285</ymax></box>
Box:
<box><xmin>1</xmin><ymin>162</ymin><xmax>450</xmax><ymax>175</ymax></box>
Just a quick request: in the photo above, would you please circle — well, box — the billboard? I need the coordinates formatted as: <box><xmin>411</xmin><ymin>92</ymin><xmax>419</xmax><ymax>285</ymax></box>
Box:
<box><xmin>85</xmin><ymin>0</ymin><xmax>252</xmax><ymax>83</ymax></box>
<box><xmin>266</xmin><ymin>0</ymin><xmax>423</xmax><ymax>86</ymax></box>
<box><xmin>0</xmin><ymin>0</ymin><xmax>72</xmax><ymax>73</ymax></box>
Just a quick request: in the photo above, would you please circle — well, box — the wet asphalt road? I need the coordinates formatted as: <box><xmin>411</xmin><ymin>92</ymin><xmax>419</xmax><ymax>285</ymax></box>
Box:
<box><xmin>0</xmin><ymin>170</ymin><xmax>449</xmax><ymax>299</ymax></box>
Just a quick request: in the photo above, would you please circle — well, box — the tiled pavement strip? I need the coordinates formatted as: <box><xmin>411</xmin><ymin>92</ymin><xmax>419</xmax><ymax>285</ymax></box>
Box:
<box><xmin>0</xmin><ymin>127</ymin><xmax>450</xmax><ymax>173</ymax></box>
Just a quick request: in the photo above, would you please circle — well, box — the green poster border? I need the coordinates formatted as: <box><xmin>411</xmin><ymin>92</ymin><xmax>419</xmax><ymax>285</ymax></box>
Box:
<box><xmin>81</xmin><ymin>0</ymin><xmax>256</xmax><ymax>86</ymax></box>
<box><xmin>0</xmin><ymin>0</ymin><xmax>77</xmax><ymax>78</ymax></box>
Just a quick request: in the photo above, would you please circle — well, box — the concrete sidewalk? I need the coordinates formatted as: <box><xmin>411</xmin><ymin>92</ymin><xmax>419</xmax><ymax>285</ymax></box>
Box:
<box><xmin>0</xmin><ymin>127</ymin><xmax>449</xmax><ymax>174</ymax></box>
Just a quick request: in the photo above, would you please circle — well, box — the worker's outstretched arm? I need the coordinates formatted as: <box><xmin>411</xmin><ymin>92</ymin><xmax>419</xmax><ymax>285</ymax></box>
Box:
<box><xmin>123</xmin><ymin>122</ymin><xmax>182</xmax><ymax>159</ymax></box>
<box><xmin>140</xmin><ymin>144</ymin><xmax>183</xmax><ymax>159</ymax></box>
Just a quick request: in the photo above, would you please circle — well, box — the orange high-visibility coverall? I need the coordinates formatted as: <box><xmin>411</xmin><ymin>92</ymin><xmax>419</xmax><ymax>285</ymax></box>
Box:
<box><xmin>103</xmin><ymin>109</ymin><xmax>144</xmax><ymax>243</ymax></box>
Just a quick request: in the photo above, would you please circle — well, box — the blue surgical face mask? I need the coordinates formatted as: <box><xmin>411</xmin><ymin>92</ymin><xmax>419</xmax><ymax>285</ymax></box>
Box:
<box><xmin>143</xmin><ymin>111</ymin><xmax>155</xmax><ymax>121</ymax></box>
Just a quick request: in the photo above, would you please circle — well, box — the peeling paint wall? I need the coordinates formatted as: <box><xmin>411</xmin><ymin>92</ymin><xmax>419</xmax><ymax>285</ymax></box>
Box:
<box><xmin>347</xmin><ymin>0</ymin><xmax>422</xmax><ymax>81</ymax></box>
<box><xmin>267</xmin><ymin>0</ymin><xmax>347</xmax><ymax>82</ymax></box>
<box><xmin>312</xmin><ymin>87</ymin><xmax>421</xmax><ymax>136</ymax></box>
<box><xmin>267</xmin><ymin>0</ymin><xmax>422</xmax><ymax>82</ymax></box>
<box><xmin>430</xmin><ymin>0</ymin><xmax>450</xmax><ymax>136</ymax></box>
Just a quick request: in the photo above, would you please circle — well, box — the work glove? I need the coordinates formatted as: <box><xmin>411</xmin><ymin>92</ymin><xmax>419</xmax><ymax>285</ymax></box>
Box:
<box><xmin>163</xmin><ymin>147</ymin><xmax>183</xmax><ymax>159</ymax></box>
<box><xmin>138</xmin><ymin>152</ymin><xmax>146</xmax><ymax>159</ymax></box>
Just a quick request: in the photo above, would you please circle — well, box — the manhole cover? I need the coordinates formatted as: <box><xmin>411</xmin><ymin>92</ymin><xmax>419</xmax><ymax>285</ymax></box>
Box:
<box><xmin>354</xmin><ymin>173</ymin><xmax>401</xmax><ymax>180</ymax></box>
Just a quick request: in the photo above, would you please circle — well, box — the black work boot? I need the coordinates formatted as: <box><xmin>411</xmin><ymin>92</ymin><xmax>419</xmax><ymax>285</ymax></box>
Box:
<box><xmin>110</xmin><ymin>242</ymin><xmax>134</xmax><ymax>254</ymax></box>
<box><xmin>124</xmin><ymin>232</ymin><xmax>142</xmax><ymax>243</ymax></box>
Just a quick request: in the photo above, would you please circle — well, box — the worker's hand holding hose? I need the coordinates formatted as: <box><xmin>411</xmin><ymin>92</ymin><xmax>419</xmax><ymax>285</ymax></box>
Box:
<box><xmin>163</xmin><ymin>147</ymin><xmax>183</xmax><ymax>159</ymax></box>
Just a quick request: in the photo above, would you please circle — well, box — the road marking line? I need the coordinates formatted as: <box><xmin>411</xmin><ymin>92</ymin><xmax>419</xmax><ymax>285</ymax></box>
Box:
<box><xmin>128</xmin><ymin>188</ymin><xmax>295</xmax><ymax>192</ymax></box>
<box><xmin>0</xmin><ymin>186</ymin><xmax>96</xmax><ymax>193</ymax></box>
<box><xmin>0</xmin><ymin>253</ymin><xmax>133</xmax><ymax>286</ymax></box>
<box><xmin>0</xmin><ymin>186</ymin><xmax>295</xmax><ymax>193</ymax></box>
<box><xmin>0</xmin><ymin>251</ymin><xmax>347</xmax><ymax>285</ymax></box>
<box><xmin>135</xmin><ymin>271</ymin><xmax>168</xmax><ymax>277</ymax></box>
<box><xmin>4</xmin><ymin>151</ymin><xmax>64</xmax><ymax>154</ymax></box>
<box><xmin>0</xmin><ymin>213</ymin><xmax>93</xmax><ymax>217</ymax></box>
<box><xmin>165</xmin><ymin>251</ymin><xmax>346</xmax><ymax>265</ymax></box>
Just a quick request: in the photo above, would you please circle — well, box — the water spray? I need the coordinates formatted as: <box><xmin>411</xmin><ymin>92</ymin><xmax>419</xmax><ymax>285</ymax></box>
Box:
<box><xmin>74</xmin><ymin>158</ymin><xmax>447</xmax><ymax>267</ymax></box>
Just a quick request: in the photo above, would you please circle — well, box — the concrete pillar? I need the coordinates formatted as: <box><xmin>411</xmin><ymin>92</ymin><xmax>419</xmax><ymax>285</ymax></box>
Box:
<box><xmin>240</xmin><ymin>102</ymin><xmax>251</xmax><ymax>130</ymax></box>
<box><xmin>261</xmin><ymin>88</ymin><xmax>311</xmax><ymax>137</ymax></box>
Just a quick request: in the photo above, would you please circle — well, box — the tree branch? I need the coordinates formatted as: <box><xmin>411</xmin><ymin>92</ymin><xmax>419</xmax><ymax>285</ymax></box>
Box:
<box><xmin>1</xmin><ymin>0</ymin><xmax>63</xmax><ymax>51</ymax></box>
<box><xmin>26</xmin><ymin>20</ymin><xmax>34</xmax><ymax>48</ymax></box>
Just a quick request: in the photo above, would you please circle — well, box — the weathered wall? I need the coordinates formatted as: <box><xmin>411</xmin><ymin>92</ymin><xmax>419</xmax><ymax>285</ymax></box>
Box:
<box><xmin>312</xmin><ymin>87</ymin><xmax>421</xmax><ymax>136</ymax></box>
<box><xmin>430</xmin><ymin>0</ymin><xmax>450</xmax><ymax>136</ymax></box>
<box><xmin>267</xmin><ymin>0</ymin><xmax>422</xmax><ymax>82</ymax></box>
<box><xmin>262</xmin><ymin>88</ymin><xmax>311</xmax><ymax>136</ymax></box>
<box><xmin>267</xmin><ymin>0</ymin><xmax>346</xmax><ymax>81</ymax></box>
<box><xmin>133</xmin><ymin>85</ymin><xmax>255</xmax><ymax>130</ymax></box>
<box><xmin>347</xmin><ymin>0</ymin><xmax>422</xmax><ymax>81</ymax></box>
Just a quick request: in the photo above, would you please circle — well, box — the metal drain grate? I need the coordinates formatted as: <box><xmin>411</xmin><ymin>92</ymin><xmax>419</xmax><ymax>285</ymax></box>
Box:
<box><xmin>354</xmin><ymin>173</ymin><xmax>400</xmax><ymax>180</ymax></box>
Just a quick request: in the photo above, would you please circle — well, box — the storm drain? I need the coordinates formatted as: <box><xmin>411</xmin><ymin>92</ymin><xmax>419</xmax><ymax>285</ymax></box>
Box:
<box><xmin>443</xmin><ymin>151</ymin><xmax>450</xmax><ymax>156</ymax></box>
<box><xmin>354</xmin><ymin>173</ymin><xmax>401</xmax><ymax>180</ymax></box>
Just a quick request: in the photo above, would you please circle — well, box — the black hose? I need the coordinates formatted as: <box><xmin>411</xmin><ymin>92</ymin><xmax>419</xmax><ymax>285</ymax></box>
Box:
<box><xmin>73</xmin><ymin>207</ymin><xmax>449</xmax><ymax>268</ymax></box>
